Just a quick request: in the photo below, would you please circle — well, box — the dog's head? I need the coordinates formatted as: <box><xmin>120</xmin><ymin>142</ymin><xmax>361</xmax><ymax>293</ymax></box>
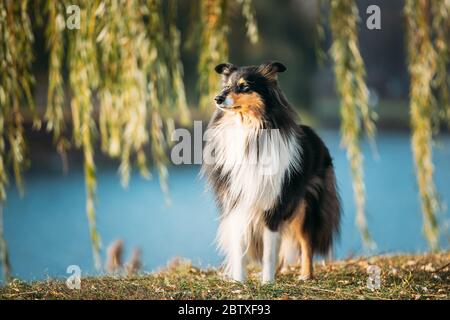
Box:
<box><xmin>213</xmin><ymin>62</ymin><xmax>291</xmax><ymax>126</ymax></box>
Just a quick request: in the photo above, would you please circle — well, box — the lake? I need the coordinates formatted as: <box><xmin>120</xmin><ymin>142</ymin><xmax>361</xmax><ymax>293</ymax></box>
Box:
<box><xmin>1</xmin><ymin>129</ymin><xmax>450</xmax><ymax>283</ymax></box>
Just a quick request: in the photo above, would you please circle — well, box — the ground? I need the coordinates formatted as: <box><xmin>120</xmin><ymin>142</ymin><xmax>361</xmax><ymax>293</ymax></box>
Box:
<box><xmin>1</xmin><ymin>252</ymin><xmax>449</xmax><ymax>300</ymax></box>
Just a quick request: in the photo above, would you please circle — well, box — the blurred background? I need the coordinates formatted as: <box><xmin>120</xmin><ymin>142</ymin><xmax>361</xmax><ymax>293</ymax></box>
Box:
<box><xmin>1</xmin><ymin>0</ymin><xmax>449</xmax><ymax>282</ymax></box>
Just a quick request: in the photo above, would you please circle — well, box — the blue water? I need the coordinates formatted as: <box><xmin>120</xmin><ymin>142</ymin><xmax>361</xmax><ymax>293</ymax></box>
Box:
<box><xmin>2</xmin><ymin>129</ymin><xmax>450</xmax><ymax>282</ymax></box>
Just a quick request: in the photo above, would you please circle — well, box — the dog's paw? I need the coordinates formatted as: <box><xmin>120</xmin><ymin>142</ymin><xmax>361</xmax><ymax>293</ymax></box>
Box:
<box><xmin>261</xmin><ymin>278</ymin><xmax>274</xmax><ymax>285</ymax></box>
<box><xmin>279</xmin><ymin>266</ymin><xmax>290</xmax><ymax>274</ymax></box>
<box><xmin>232</xmin><ymin>277</ymin><xmax>246</xmax><ymax>283</ymax></box>
<box><xmin>298</xmin><ymin>274</ymin><xmax>313</xmax><ymax>281</ymax></box>
<box><xmin>261</xmin><ymin>273</ymin><xmax>276</xmax><ymax>285</ymax></box>
<box><xmin>219</xmin><ymin>270</ymin><xmax>247</xmax><ymax>283</ymax></box>
<box><xmin>228</xmin><ymin>273</ymin><xmax>247</xmax><ymax>283</ymax></box>
<box><xmin>224</xmin><ymin>276</ymin><xmax>246</xmax><ymax>283</ymax></box>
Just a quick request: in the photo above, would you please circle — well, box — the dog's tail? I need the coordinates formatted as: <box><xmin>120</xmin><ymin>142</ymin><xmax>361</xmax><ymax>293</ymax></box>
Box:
<box><xmin>304</xmin><ymin>165</ymin><xmax>341</xmax><ymax>255</ymax></box>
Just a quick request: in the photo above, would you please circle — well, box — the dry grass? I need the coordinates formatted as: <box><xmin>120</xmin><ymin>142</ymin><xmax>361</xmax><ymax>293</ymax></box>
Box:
<box><xmin>1</xmin><ymin>252</ymin><xmax>449</xmax><ymax>300</ymax></box>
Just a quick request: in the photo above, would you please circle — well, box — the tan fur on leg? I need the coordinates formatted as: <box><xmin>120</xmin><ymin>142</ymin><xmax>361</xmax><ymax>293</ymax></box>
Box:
<box><xmin>288</xmin><ymin>201</ymin><xmax>314</xmax><ymax>280</ymax></box>
<box><xmin>298</xmin><ymin>232</ymin><xmax>313</xmax><ymax>280</ymax></box>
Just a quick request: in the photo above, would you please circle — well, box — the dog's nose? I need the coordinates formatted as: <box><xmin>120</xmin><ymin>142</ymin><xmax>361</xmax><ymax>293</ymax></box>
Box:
<box><xmin>215</xmin><ymin>95</ymin><xmax>225</xmax><ymax>105</ymax></box>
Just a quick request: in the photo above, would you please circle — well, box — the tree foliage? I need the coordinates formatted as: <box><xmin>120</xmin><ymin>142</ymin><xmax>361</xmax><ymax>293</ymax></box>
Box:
<box><xmin>0</xmin><ymin>0</ymin><xmax>37</xmax><ymax>280</ymax></box>
<box><xmin>0</xmin><ymin>0</ymin><xmax>260</xmax><ymax>280</ymax></box>
<box><xmin>329</xmin><ymin>0</ymin><xmax>377</xmax><ymax>248</ymax></box>
<box><xmin>405</xmin><ymin>0</ymin><xmax>450</xmax><ymax>251</ymax></box>
<box><xmin>0</xmin><ymin>0</ymin><xmax>448</xmax><ymax>281</ymax></box>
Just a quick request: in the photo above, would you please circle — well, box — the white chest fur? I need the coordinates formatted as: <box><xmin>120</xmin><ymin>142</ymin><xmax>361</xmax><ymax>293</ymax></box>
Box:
<box><xmin>205</xmin><ymin>118</ymin><xmax>302</xmax><ymax>213</ymax></box>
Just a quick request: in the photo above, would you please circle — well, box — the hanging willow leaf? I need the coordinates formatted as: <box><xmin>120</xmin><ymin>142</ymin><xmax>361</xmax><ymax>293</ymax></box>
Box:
<box><xmin>314</xmin><ymin>0</ymin><xmax>327</xmax><ymax>66</ymax></box>
<box><xmin>68</xmin><ymin>0</ymin><xmax>102</xmax><ymax>269</ymax></box>
<box><xmin>236</xmin><ymin>0</ymin><xmax>259</xmax><ymax>44</ymax></box>
<box><xmin>329</xmin><ymin>0</ymin><xmax>376</xmax><ymax>249</ymax></box>
<box><xmin>142</xmin><ymin>0</ymin><xmax>182</xmax><ymax>200</ymax></box>
<box><xmin>0</xmin><ymin>118</ymin><xmax>9</xmax><ymax>280</ymax></box>
<box><xmin>405</xmin><ymin>0</ymin><xmax>440</xmax><ymax>251</ymax></box>
<box><xmin>44</xmin><ymin>0</ymin><xmax>67</xmax><ymax>153</ymax></box>
<box><xmin>198</xmin><ymin>0</ymin><xmax>229</xmax><ymax>113</ymax></box>
<box><xmin>0</xmin><ymin>0</ymin><xmax>36</xmax><ymax>280</ymax></box>
<box><xmin>150</xmin><ymin>109</ymin><xmax>170</xmax><ymax>204</ymax></box>
<box><xmin>167</xmin><ymin>0</ymin><xmax>190</xmax><ymax>126</ymax></box>
<box><xmin>0</xmin><ymin>107</ymin><xmax>8</xmax><ymax>282</ymax></box>
<box><xmin>430</xmin><ymin>1</ymin><xmax>450</xmax><ymax>126</ymax></box>
<box><xmin>0</xmin><ymin>206</ymin><xmax>10</xmax><ymax>282</ymax></box>
<box><xmin>96</xmin><ymin>0</ymin><xmax>149</xmax><ymax>186</ymax></box>
<box><xmin>0</xmin><ymin>0</ymin><xmax>35</xmax><ymax>196</ymax></box>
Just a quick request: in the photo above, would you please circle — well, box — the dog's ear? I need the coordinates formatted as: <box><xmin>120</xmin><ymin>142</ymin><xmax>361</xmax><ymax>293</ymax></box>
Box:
<box><xmin>259</xmin><ymin>61</ymin><xmax>287</xmax><ymax>80</ymax></box>
<box><xmin>215</xmin><ymin>63</ymin><xmax>237</xmax><ymax>76</ymax></box>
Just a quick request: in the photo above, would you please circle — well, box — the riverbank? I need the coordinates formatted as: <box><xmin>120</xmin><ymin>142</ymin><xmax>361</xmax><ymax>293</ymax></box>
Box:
<box><xmin>1</xmin><ymin>252</ymin><xmax>449</xmax><ymax>300</ymax></box>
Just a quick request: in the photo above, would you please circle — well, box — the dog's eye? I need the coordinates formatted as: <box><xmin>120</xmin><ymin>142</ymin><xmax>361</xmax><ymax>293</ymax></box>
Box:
<box><xmin>238</xmin><ymin>84</ymin><xmax>250</xmax><ymax>93</ymax></box>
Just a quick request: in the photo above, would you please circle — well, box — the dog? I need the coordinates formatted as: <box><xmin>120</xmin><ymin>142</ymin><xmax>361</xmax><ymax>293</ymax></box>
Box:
<box><xmin>201</xmin><ymin>62</ymin><xmax>341</xmax><ymax>283</ymax></box>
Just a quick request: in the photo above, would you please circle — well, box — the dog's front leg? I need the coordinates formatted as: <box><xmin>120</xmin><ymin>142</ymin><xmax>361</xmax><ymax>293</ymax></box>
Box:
<box><xmin>228</xmin><ymin>213</ymin><xmax>247</xmax><ymax>282</ymax></box>
<box><xmin>262</xmin><ymin>227</ymin><xmax>280</xmax><ymax>284</ymax></box>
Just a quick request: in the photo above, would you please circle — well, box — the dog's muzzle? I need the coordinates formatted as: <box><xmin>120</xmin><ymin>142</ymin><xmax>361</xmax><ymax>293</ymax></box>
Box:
<box><xmin>214</xmin><ymin>95</ymin><xmax>235</xmax><ymax>110</ymax></box>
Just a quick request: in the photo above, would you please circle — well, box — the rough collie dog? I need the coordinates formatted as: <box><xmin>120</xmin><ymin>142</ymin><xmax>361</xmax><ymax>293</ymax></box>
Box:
<box><xmin>202</xmin><ymin>62</ymin><xmax>340</xmax><ymax>283</ymax></box>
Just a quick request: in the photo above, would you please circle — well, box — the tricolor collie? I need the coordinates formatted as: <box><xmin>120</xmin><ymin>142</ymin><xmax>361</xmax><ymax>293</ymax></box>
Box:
<box><xmin>202</xmin><ymin>62</ymin><xmax>341</xmax><ymax>283</ymax></box>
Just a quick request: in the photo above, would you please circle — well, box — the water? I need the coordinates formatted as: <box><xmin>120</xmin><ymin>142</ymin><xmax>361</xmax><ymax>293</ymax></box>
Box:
<box><xmin>2</xmin><ymin>129</ymin><xmax>450</xmax><ymax>283</ymax></box>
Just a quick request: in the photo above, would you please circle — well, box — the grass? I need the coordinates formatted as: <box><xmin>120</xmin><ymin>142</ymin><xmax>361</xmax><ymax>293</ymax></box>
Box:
<box><xmin>0</xmin><ymin>252</ymin><xmax>449</xmax><ymax>300</ymax></box>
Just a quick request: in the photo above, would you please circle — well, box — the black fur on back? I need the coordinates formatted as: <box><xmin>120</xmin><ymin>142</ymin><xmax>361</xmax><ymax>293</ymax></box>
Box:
<box><xmin>263</xmin><ymin>125</ymin><xmax>341</xmax><ymax>255</ymax></box>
